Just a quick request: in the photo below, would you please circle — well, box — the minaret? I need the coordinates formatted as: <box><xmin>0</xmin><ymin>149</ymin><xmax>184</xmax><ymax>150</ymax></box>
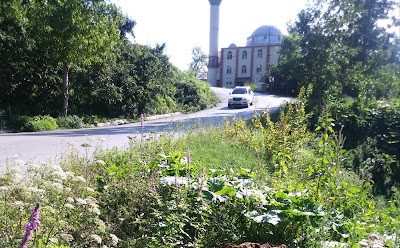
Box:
<box><xmin>207</xmin><ymin>0</ymin><xmax>222</xmax><ymax>87</ymax></box>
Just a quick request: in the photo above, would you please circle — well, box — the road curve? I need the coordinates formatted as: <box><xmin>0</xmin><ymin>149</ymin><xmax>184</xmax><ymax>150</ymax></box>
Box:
<box><xmin>0</xmin><ymin>87</ymin><xmax>294</xmax><ymax>171</ymax></box>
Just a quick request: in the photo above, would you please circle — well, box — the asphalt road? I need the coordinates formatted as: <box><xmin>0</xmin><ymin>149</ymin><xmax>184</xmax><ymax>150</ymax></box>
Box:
<box><xmin>0</xmin><ymin>87</ymin><xmax>294</xmax><ymax>172</ymax></box>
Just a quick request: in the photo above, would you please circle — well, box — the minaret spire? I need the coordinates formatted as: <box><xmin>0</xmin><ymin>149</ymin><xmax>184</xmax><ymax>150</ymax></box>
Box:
<box><xmin>207</xmin><ymin>0</ymin><xmax>222</xmax><ymax>87</ymax></box>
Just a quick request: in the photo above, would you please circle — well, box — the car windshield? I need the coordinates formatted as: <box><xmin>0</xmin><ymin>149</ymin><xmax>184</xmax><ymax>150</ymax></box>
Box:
<box><xmin>232</xmin><ymin>88</ymin><xmax>247</xmax><ymax>94</ymax></box>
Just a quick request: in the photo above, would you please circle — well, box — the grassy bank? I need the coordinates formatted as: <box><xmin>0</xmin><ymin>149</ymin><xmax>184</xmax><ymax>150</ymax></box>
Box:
<box><xmin>1</xmin><ymin>101</ymin><xmax>399</xmax><ymax>247</ymax></box>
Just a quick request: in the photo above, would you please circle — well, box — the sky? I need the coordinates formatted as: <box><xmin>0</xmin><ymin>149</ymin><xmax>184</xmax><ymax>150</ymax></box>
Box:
<box><xmin>111</xmin><ymin>0</ymin><xmax>309</xmax><ymax>71</ymax></box>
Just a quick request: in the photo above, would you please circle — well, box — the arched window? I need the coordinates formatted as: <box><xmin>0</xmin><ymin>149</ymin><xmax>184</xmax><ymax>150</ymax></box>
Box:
<box><xmin>257</xmin><ymin>64</ymin><xmax>262</xmax><ymax>73</ymax></box>
<box><xmin>226</xmin><ymin>65</ymin><xmax>232</xmax><ymax>74</ymax></box>
<box><xmin>227</xmin><ymin>51</ymin><xmax>232</xmax><ymax>60</ymax></box>
<box><xmin>241</xmin><ymin>65</ymin><xmax>247</xmax><ymax>74</ymax></box>
<box><xmin>242</xmin><ymin>51</ymin><xmax>247</xmax><ymax>59</ymax></box>
<box><xmin>257</xmin><ymin>49</ymin><xmax>263</xmax><ymax>58</ymax></box>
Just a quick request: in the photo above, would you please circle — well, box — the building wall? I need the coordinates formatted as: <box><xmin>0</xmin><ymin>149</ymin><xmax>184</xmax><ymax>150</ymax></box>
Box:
<box><xmin>219</xmin><ymin>45</ymin><xmax>280</xmax><ymax>88</ymax></box>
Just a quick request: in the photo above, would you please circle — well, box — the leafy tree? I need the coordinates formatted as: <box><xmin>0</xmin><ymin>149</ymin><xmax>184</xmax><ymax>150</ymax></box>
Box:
<box><xmin>277</xmin><ymin>0</ymin><xmax>399</xmax><ymax>101</ymax></box>
<box><xmin>188</xmin><ymin>46</ymin><xmax>208</xmax><ymax>77</ymax></box>
<box><xmin>26</xmin><ymin>0</ymin><xmax>122</xmax><ymax>116</ymax></box>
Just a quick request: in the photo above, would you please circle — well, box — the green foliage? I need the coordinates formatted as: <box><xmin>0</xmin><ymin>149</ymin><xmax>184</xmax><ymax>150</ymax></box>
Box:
<box><xmin>331</xmin><ymin>97</ymin><xmax>400</xmax><ymax>196</ymax></box>
<box><xmin>275</xmin><ymin>0</ymin><xmax>399</xmax><ymax>113</ymax></box>
<box><xmin>56</xmin><ymin>115</ymin><xmax>85</xmax><ymax>129</ymax></box>
<box><xmin>173</xmin><ymin>71</ymin><xmax>219</xmax><ymax>113</ymax></box>
<box><xmin>1</xmin><ymin>106</ymin><xmax>400</xmax><ymax>247</ymax></box>
<box><xmin>17</xmin><ymin>115</ymin><xmax>58</xmax><ymax>132</ymax></box>
<box><xmin>1</xmin><ymin>0</ymin><xmax>218</xmax><ymax>122</ymax></box>
<box><xmin>188</xmin><ymin>46</ymin><xmax>208</xmax><ymax>75</ymax></box>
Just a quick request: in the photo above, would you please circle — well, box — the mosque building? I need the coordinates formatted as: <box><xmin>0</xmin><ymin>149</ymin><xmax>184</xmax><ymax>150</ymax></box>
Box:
<box><xmin>207</xmin><ymin>0</ymin><xmax>283</xmax><ymax>89</ymax></box>
<box><xmin>218</xmin><ymin>25</ymin><xmax>282</xmax><ymax>88</ymax></box>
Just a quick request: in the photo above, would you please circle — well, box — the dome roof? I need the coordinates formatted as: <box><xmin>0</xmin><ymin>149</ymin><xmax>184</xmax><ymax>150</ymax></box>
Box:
<box><xmin>246</xmin><ymin>25</ymin><xmax>283</xmax><ymax>46</ymax></box>
<box><xmin>228</xmin><ymin>43</ymin><xmax>237</xmax><ymax>48</ymax></box>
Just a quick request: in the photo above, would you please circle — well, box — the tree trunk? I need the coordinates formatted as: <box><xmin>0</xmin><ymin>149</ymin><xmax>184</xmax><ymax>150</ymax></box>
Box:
<box><xmin>62</xmin><ymin>62</ymin><xmax>69</xmax><ymax>116</ymax></box>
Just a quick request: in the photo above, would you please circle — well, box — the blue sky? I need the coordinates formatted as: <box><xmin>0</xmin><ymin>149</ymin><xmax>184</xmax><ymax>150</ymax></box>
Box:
<box><xmin>112</xmin><ymin>0</ymin><xmax>309</xmax><ymax>70</ymax></box>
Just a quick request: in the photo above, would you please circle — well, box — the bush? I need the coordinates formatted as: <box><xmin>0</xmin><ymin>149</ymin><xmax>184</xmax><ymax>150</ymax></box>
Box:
<box><xmin>9</xmin><ymin>115</ymin><xmax>31</xmax><ymax>132</ymax></box>
<box><xmin>25</xmin><ymin>115</ymin><xmax>58</xmax><ymax>132</ymax></box>
<box><xmin>9</xmin><ymin>115</ymin><xmax>58</xmax><ymax>132</ymax></box>
<box><xmin>57</xmin><ymin>115</ymin><xmax>85</xmax><ymax>129</ymax></box>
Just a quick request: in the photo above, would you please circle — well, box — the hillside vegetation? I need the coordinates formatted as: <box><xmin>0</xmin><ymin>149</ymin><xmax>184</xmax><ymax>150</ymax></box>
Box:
<box><xmin>0</xmin><ymin>0</ymin><xmax>219</xmax><ymax>132</ymax></box>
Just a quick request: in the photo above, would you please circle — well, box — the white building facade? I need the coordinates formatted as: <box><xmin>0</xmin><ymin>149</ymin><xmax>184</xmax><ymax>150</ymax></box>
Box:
<box><xmin>217</xmin><ymin>25</ymin><xmax>282</xmax><ymax>88</ymax></box>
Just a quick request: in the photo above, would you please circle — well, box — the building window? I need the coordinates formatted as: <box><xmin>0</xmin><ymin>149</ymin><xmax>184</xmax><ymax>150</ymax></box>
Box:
<box><xmin>226</xmin><ymin>65</ymin><xmax>232</xmax><ymax>74</ymax></box>
<box><xmin>257</xmin><ymin>64</ymin><xmax>262</xmax><ymax>73</ymax></box>
<box><xmin>241</xmin><ymin>65</ymin><xmax>247</xmax><ymax>74</ymax></box>
<box><xmin>242</xmin><ymin>51</ymin><xmax>247</xmax><ymax>59</ymax></box>
<box><xmin>227</xmin><ymin>51</ymin><xmax>232</xmax><ymax>60</ymax></box>
<box><xmin>257</xmin><ymin>49</ymin><xmax>263</xmax><ymax>58</ymax></box>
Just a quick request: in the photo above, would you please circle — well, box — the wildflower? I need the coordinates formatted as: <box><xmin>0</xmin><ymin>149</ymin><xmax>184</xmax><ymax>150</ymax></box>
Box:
<box><xmin>10</xmin><ymin>201</ymin><xmax>25</xmax><ymax>208</ymax></box>
<box><xmin>66</xmin><ymin>197</ymin><xmax>74</xmax><ymax>203</ymax></box>
<box><xmin>65</xmin><ymin>203</ymin><xmax>74</xmax><ymax>209</ymax></box>
<box><xmin>85</xmin><ymin>196</ymin><xmax>97</xmax><ymax>205</ymax></box>
<box><xmin>27</xmin><ymin>187</ymin><xmax>45</xmax><ymax>195</ymax></box>
<box><xmin>96</xmin><ymin>160</ymin><xmax>106</xmax><ymax>166</ymax></box>
<box><xmin>27</xmin><ymin>163</ymin><xmax>39</xmax><ymax>170</ymax></box>
<box><xmin>90</xmin><ymin>234</ymin><xmax>102</xmax><ymax>244</ymax></box>
<box><xmin>75</xmin><ymin>198</ymin><xmax>87</xmax><ymax>205</ymax></box>
<box><xmin>151</xmin><ymin>181</ymin><xmax>157</xmax><ymax>194</ymax></box>
<box><xmin>52</xmin><ymin>182</ymin><xmax>64</xmax><ymax>191</ymax></box>
<box><xmin>65</xmin><ymin>171</ymin><xmax>75</xmax><ymax>178</ymax></box>
<box><xmin>98</xmin><ymin>138</ymin><xmax>107</xmax><ymax>142</ymax></box>
<box><xmin>52</xmin><ymin>170</ymin><xmax>66</xmax><ymax>179</ymax></box>
<box><xmin>110</xmin><ymin>233</ymin><xmax>119</xmax><ymax>246</ymax></box>
<box><xmin>13</xmin><ymin>159</ymin><xmax>25</xmax><ymax>166</ymax></box>
<box><xmin>0</xmin><ymin>186</ymin><xmax>10</xmax><ymax>192</ymax></box>
<box><xmin>13</xmin><ymin>173</ymin><xmax>24</xmax><ymax>183</ymax></box>
<box><xmin>60</xmin><ymin>233</ymin><xmax>74</xmax><ymax>243</ymax></box>
<box><xmin>89</xmin><ymin>206</ymin><xmax>101</xmax><ymax>215</ymax></box>
<box><xmin>187</xmin><ymin>150</ymin><xmax>191</xmax><ymax>166</ymax></box>
<box><xmin>49</xmin><ymin>164</ymin><xmax>63</xmax><ymax>172</ymax></box>
<box><xmin>18</xmin><ymin>203</ymin><xmax>40</xmax><ymax>248</ymax></box>
<box><xmin>73</xmin><ymin>176</ymin><xmax>86</xmax><ymax>183</ymax></box>
<box><xmin>94</xmin><ymin>219</ymin><xmax>106</xmax><ymax>231</ymax></box>
<box><xmin>86</xmin><ymin>187</ymin><xmax>95</xmax><ymax>192</ymax></box>
<box><xmin>174</xmin><ymin>176</ymin><xmax>180</xmax><ymax>189</ymax></box>
<box><xmin>48</xmin><ymin>237</ymin><xmax>58</xmax><ymax>243</ymax></box>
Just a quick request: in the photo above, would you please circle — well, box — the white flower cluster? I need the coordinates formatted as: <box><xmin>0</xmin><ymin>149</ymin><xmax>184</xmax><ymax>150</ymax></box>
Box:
<box><xmin>90</xmin><ymin>234</ymin><xmax>102</xmax><ymax>244</ymax></box>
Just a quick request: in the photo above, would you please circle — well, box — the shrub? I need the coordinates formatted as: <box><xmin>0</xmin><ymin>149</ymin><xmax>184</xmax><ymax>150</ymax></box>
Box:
<box><xmin>11</xmin><ymin>115</ymin><xmax>58</xmax><ymax>132</ymax></box>
<box><xmin>26</xmin><ymin>115</ymin><xmax>58</xmax><ymax>132</ymax></box>
<box><xmin>57</xmin><ymin>115</ymin><xmax>85</xmax><ymax>129</ymax></box>
<box><xmin>9</xmin><ymin>115</ymin><xmax>31</xmax><ymax>132</ymax></box>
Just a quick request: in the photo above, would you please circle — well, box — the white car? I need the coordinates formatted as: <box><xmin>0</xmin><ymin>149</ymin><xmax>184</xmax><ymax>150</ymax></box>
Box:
<box><xmin>228</xmin><ymin>86</ymin><xmax>254</xmax><ymax>108</ymax></box>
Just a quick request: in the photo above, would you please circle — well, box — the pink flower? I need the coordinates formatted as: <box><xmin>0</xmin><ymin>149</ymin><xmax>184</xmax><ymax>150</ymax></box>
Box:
<box><xmin>19</xmin><ymin>203</ymin><xmax>40</xmax><ymax>248</ymax></box>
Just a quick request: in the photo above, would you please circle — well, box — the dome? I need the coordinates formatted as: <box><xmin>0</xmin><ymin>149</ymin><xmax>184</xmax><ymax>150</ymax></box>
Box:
<box><xmin>228</xmin><ymin>43</ymin><xmax>237</xmax><ymax>48</ymax></box>
<box><xmin>246</xmin><ymin>25</ymin><xmax>283</xmax><ymax>46</ymax></box>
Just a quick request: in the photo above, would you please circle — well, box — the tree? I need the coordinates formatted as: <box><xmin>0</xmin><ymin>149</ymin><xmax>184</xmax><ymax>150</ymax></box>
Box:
<box><xmin>26</xmin><ymin>0</ymin><xmax>122</xmax><ymax>116</ymax></box>
<box><xmin>188</xmin><ymin>46</ymin><xmax>208</xmax><ymax>77</ymax></box>
<box><xmin>277</xmin><ymin>0</ymin><xmax>399</xmax><ymax>101</ymax></box>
